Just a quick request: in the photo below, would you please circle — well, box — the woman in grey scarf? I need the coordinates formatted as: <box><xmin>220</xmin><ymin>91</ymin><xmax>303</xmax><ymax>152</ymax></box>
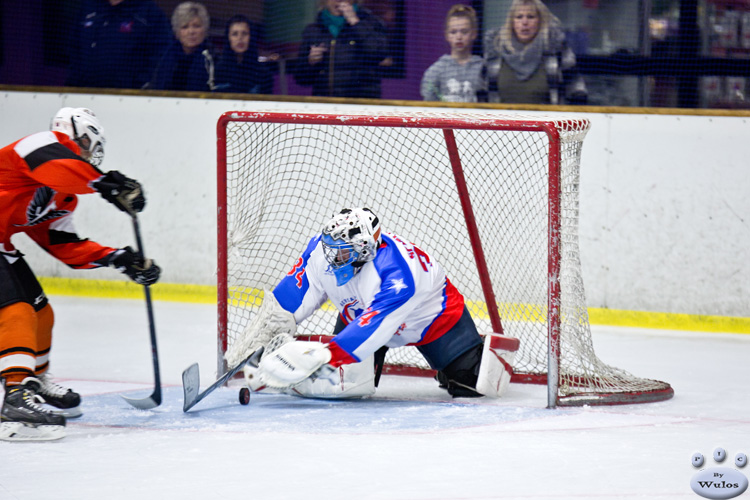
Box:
<box><xmin>484</xmin><ymin>0</ymin><xmax>587</xmax><ymax>105</ymax></box>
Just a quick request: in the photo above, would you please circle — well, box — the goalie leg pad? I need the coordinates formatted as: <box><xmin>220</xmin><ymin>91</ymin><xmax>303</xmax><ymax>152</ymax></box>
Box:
<box><xmin>475</xmin><ymin>333</ymin><xmax>520</xmax><ymax>398</ymax></box>
<box><xmin>288</xmin><ymin>356</ymin><xmax>376</xmax><ymax>399</ymax></box>
<box><xmin>224</xmin><ymin>289</ymin><xmax>297</xmax><ymax>368</ymax></box>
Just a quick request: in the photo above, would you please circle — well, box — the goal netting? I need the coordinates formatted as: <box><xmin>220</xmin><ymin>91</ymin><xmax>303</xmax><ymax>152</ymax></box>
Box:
<box><xmin>216</xmin><ymin>110</ymin><xmax>673</xmax><ymax>407</ymax></box>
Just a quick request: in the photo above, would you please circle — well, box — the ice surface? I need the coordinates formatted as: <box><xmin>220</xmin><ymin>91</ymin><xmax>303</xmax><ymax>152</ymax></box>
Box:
<box><xmin>0</xmin><ymin>295</ymin><xmax>748</xmax><ymax>500</ymax></box>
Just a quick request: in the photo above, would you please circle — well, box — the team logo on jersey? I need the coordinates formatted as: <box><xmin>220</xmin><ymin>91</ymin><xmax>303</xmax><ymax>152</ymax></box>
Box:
<box><xmin>17</xmin><ymin>187</ymin><xmax>70</xmax><ymax>227</ymax></box>
<box><xmin>341</xmin><ymin>300</ymin><xmax>364</xmax><ymax>324</ymax></box>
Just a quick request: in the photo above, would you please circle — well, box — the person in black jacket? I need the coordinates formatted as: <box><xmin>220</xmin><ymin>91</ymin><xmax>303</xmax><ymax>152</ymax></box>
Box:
<box><xmin>293</xmin><ymin>0</ymin><xmax>388</xmax><ymax>99</ymax></box>
<box><xmin>146</xmin><ymin>2</ymin><xmax>215</xmax><ymax>92</ymax></box>
<box><xmin>214</xmin><ymin>15</ymin><xmax>274</xmax><ymax>95</ymax></box>
<box><xmin>66</xmin><ymin>0</ymin><xmax>171</xmax><ymax>89</ymax></box>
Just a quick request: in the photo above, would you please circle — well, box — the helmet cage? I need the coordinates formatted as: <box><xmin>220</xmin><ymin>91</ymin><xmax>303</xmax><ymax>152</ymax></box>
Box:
<box><xmin>321</xmin><ymin>234</ymin><xmax>359</xmax><ymax>270</ymax></box>
<box><xmin>321</xmin><ymin>207</ymin><xmax>382</xmax><ymax>286</ymax></box>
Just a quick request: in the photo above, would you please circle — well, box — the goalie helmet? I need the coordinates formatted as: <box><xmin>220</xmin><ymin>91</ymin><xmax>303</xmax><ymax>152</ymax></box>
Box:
<box><xmin>51</xmin><ymin>107</ymin><xmax>106</xmax><ymax>167</ymax></box>
<box><xmin>321</xmin><ymin>207</ymin><xmax>381</xmax><ymax>286</ymax></box>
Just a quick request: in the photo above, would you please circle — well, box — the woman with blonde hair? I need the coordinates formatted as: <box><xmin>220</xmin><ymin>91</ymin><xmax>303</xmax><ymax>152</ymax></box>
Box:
<box><xmin>484</xmin><ymin>0</ymin><xmax>586</xmax><ymax>105</ymax></box>
<box><xmin>420</xmin><ymin>4</ymin><xmax>486</xmax><ymax>102</ymax></box>
<box><xmin>147</xmin><ymin>2</ymin><xmax>216</xmax><ymax>91</ymax></box>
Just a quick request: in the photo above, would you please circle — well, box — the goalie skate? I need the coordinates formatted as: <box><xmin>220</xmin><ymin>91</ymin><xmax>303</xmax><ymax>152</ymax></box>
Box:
<box><xmin>1</xmin><ymin>378</ymin><xmax>66</xmax><ymax>442</ymax></box>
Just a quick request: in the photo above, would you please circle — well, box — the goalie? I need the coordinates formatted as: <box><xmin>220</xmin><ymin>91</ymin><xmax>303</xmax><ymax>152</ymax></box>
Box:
<box><xmin>229</xmin><ymin>207</ymin><xmax>518</xmax><ymax>400</ymax></box>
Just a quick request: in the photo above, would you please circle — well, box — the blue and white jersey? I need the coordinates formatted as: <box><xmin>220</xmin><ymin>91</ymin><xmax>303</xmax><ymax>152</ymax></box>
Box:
<box><xmin>273</xmin><ymin>231</ymin><xmax>465</xmax><ymax>364</ymax></box>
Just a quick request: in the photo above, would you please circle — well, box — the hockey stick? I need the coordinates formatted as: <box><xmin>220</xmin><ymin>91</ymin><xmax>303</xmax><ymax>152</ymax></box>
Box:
<box><xmin>121</xmin><ymin>214</ymin><xmax>162</xmax><ymax>410</ymax></box>
<box><xmin>182</xmin><ymin>348</ymin><xmax>263</xmax><ymax>412</ymax></box>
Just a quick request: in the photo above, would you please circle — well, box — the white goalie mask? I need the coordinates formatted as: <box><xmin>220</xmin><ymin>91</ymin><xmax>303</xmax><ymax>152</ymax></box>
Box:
<box><xmin>51</xmin><ymin>107</ymin><xmax>106</xmax><ymax>167</ymax></box>
<box><xmin>321</xmin><ymin>207</ymin><xmax>382</xmax><ymax>286</ymax></box>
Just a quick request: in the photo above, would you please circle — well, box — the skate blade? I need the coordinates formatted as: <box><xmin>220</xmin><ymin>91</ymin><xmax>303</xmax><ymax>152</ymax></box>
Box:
<box><xmin>0</xmin><ymin>421</ymin><xmax>66</xmax><ymax>442</ymax></box>
<box><xmin>49</xmin><ymin>406</ymin><xmax>83</xmax><ymax>419</ymax></box>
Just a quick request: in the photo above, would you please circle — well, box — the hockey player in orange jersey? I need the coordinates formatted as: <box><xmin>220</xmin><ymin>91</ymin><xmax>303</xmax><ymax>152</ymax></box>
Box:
<box><xmin>0</xmin><ymin>107</ymin><xmax>161</xmax><ymax>441</ymax></box>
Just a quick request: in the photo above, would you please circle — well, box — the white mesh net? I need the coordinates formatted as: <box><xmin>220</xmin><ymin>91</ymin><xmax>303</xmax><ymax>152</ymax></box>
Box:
<box><xmin>218</xmin><ymin>110</ymin><xmax>672</xmax><ymax>406</ymax></box>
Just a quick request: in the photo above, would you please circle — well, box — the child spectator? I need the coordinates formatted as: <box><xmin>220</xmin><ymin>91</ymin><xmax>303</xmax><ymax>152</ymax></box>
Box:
<box><xmin>420</xmin><ymin>4</ymin><xmax>485</xmax><ymax>103</ymax></box>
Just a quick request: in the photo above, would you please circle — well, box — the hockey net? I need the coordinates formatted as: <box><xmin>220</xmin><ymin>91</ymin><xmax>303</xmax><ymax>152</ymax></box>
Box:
<box><xmin>217</xmin><ymin>110</ymin><xmax>673</xmax><ymax>407</ymax></box>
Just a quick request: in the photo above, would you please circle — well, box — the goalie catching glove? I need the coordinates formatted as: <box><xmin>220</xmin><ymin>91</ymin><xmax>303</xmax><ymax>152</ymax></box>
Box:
<box><xmin>93</xmin><ymin>170</ymin><xmax>146</xmax><ymax>214</ymax></box>
<box><xmin>245</xmin><ymin>340</ymin><xmax>333</xmax><ymax>391</ymax></box>
<box><xmin>108</xmin><ymin>247</ymin><xmax>161</xmax><ymax>285</ymax></box>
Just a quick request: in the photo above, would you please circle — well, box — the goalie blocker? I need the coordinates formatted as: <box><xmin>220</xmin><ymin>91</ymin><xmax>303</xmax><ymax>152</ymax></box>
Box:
<box><xmin>244</xmin><ymin>332</ymin><xmax>519</xmax><ymax>400</ymax></box>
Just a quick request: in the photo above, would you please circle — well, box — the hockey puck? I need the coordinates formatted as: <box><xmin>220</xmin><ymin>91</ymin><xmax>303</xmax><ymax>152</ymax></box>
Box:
<box><xmin>239</xmin><ymin>387</ymin><xmax>251</xmax><ymax>405</ymax></box>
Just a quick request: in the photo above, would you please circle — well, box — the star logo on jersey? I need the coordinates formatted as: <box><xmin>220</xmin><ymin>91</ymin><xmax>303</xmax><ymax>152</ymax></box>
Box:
<box><xmin>389</xmin><ymin>278</ymin><xmax>408</xmax><ymax>294</ymax></box>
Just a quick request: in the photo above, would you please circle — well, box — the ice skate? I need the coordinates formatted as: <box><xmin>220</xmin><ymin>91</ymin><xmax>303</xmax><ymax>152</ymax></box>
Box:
<box><xmin>37</xmin><ymin>373</ymin><xmax>82</xmax><ymax>418</ymax></box>
<box><xmin>0</xmin><ymin>377</ymin><xmax>66</xmax><ymax>442</ymax></box>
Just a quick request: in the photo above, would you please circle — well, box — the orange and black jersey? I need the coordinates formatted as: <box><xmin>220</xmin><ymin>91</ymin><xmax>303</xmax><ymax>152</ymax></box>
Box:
<box><xmin>0</xmin><ymin>131</ymin><xmax>117</xmax><ymax>268</ymax></box>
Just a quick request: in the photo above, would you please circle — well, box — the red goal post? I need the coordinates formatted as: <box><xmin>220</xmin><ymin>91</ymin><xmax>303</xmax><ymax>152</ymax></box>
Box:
<box><xmin>216</xmin><ymin>110</ymin><xmax>673</xmax><ymax>408</ymax></box>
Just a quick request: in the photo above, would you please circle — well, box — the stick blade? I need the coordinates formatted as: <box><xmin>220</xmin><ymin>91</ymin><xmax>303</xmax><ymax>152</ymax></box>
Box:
<box><xmin>121</xmin><ymin>390</ymin><xmax>161</xmax><ymax>410</ymax></box>
<box><xmin>182</xmin><ymin>363</ymin><xmax>201</xmax><ymax>412</ymax></box>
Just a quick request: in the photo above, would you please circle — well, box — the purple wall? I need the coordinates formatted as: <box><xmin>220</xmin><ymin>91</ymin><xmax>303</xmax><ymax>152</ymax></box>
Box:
<box><xmin>1</xmin><ymin>0</ymin><xmax>456</xmax><ymax>101</ymax></box>
<box><xmin>381</xmin><ymin>0</ymin><xmax>456</xmax><ymax>101</ymax></box>
<box><xmin>1</xmin><ymin>2</ymin><xmax>65</xmax><ymax>86</ymax></box>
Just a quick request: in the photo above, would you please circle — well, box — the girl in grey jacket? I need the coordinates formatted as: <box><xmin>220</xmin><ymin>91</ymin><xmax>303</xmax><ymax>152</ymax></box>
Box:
<box><xmin>421</xmin><ymin>5</ymin><xmax>486</xmax><ymax>103</ymax></box>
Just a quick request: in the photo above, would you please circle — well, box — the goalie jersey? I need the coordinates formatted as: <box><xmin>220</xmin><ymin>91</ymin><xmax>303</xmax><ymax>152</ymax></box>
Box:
<box><xmin>273</xmin><ymin>231</ymin><xmax>466</xmax><ymax>366</ymax></box>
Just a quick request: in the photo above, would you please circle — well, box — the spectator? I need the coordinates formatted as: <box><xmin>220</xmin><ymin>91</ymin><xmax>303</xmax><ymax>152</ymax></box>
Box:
<box><xmin>484</xmin><ymin>0</ymin><xmax>587</xmax><ymax>105</ymax></box>
<box><xmin>66</xmin><ymin>0</ymin><xmax>171</xmax><ymax>89</ymax></box>
<box><xmin>293</xmin><ymin>0</ymin><xmax>388</xmax><ymax>99</ymax></box>
<box><xmin>214</xmin><ymin>15</ymin><xmax>274</xmax><ymax>95</ymax></box>
<box><xmin>146</xmin><ymin>2</ymin><xmax>215</xmax><ymax>92</ymax></box>
<box><xmin>420</xmin><ymin>4</ymin><xmax>485</xmax><ymax>103</ymax></box>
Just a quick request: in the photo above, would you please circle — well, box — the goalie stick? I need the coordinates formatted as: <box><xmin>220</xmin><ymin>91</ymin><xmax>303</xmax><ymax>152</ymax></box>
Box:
<box><xmin>121</xmin><ymin>214</ymin><xmax>162</xmax><ymax>410</ymax></box>
<box><xmin>182</xmin><ymin>348</ymin><xmax>263</xmax><ymax>412</ymax></box>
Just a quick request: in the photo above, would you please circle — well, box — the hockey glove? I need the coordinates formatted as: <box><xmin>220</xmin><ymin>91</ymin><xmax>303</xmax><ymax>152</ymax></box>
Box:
<box><xmin>93</xmin><ymin>171</ymin><xmax>146</xmax><ymax>214</ymax></box>
<box><xmin>247</xmin><ymin>341</ymin><xmax>332</xmax><ymax>390</ymax></box>
<box><xmin>109</xmin><ymin>247</ymin><xmax>161</xmax><ymax>285</ymax></box>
